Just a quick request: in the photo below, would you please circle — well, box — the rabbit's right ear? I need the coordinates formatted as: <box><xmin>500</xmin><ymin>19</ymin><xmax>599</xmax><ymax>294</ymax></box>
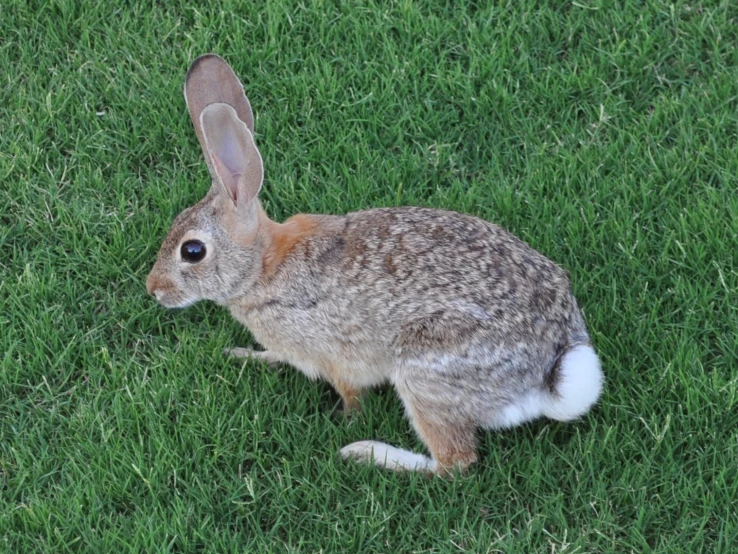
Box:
<box><xmin>184</xmin><ymin>54</ymin><xmax>255</xmax><ymax>185</ymax></box>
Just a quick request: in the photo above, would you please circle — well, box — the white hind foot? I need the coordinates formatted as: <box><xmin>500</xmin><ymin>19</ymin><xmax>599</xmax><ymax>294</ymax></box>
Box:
<box><xmin>340</xmin><ymin>441</ymin><xmax>438</xmax><ymax>473</ymax></box>
<box><xmin>544</xmin><ymin>344</ymin><xmax>603</xmax><ymax>421</ymax></box>
<box><xmin>225</xmin><ymin>347</ymin><xmax>283</xmax><ymax>366</ymax></box>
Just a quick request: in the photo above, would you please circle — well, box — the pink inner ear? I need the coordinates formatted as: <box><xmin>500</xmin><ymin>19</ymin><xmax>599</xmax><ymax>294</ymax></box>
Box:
<box><xmin>231</xmin><ymin>173</ymin><xmax>242</xmax><ymax>201</ymax></box>
<box><xmin>212</xmin><ymin>153</ymin><xmax>239</xmax><ymax>202</ymax></box>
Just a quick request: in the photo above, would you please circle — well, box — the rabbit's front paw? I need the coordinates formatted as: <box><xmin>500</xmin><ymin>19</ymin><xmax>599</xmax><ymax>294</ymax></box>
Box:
<box><xmin>225</xmin><ymin>347</ymin><xmax>282</xmax><ymax>366</ymax></box>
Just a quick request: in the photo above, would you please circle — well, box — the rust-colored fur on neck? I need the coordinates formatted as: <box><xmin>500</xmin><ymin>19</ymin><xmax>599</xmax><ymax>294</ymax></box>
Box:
<box><xmin>259</xmin><ymin>211</ymin><xmax>323</xmax><ymax>278</ymax></box>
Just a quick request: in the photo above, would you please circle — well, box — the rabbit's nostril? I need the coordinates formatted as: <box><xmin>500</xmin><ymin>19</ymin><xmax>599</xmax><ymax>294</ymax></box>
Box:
<box><xmin>146</xmin><ymin>273</ymin><xmax>163</xmax><ymax>296</ymax></box>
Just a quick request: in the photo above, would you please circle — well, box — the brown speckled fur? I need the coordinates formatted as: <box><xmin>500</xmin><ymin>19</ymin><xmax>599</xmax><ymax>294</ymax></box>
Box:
<box><xmin>146</xmin><ymin>54</ymin><xmax>602</xmax><ymax>475</ymax></box>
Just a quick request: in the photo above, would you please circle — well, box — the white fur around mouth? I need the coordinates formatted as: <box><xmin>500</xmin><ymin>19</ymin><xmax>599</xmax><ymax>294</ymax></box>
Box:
<box><xmin>156</xmin><ymin>293</ymin><xmax>198</xmax><ymax>309</ymax></box>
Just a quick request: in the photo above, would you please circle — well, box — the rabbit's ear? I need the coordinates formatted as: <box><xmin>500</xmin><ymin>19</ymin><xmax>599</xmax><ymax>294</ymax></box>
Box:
<box><xmin>200</xmin><ymin>103</ymin><xmax>263</xmax><ymax>208</ymax></box>
<box><xmin>184</xmin><ymin>54</ymin><xmax>255</xmax><ymax>184</ymax></box>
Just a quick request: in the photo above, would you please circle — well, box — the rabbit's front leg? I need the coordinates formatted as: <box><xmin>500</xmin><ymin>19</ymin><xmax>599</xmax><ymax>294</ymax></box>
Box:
<box><xmin>225</xmin><ymin>347</ymin><xmax>283</xmax><ymax>367</ymax></box>
<box><xmin>320</xmin><ymin>361</ymin><xmax>363</xmax><ymax>415</ymax></box>
<box><xmin>331</xmin><ymin>379</ymin><xmax>362</xmax><ymax>415</ymax></box>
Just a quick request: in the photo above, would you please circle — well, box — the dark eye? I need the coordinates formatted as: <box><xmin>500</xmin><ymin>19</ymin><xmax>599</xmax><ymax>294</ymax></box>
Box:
<box><xmin>181</xmin><ymin>240</ymin><xmax>206</xmax><ymax>263</ymax></box>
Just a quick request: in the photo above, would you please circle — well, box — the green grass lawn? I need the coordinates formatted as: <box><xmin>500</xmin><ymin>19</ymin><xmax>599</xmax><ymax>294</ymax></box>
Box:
<box><xmin>2</xmin><ymin>0</ymin><xmax>738</xmax><ymax>551</ymax></box>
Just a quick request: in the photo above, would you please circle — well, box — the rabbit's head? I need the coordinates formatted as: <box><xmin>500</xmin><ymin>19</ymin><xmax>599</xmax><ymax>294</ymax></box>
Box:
<box><xmin>146</xmin><ymin>54</ymin><xmax>267</xmax><ymax>308</ymax></box>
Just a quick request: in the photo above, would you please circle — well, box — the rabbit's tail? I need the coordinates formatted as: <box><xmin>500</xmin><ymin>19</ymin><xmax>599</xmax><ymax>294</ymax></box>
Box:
<box><xmin>543</xmin><ymin>344</ymin><xmax>603</xmax><ymax>421</ymax></box>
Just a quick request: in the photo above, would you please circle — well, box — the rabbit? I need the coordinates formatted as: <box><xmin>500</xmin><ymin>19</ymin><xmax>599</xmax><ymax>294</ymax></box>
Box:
<box><xmin>146</xmin><ymin>54</ymin><xmax>604</xmax><ymax>476</ymax></box>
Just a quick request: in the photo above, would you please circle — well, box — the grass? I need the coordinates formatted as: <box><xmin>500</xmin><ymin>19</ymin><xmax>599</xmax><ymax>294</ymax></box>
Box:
<box><xmin>2</xmin><ymin>0</ymin><xmax>738</xmax><ymax>551</ymax></box>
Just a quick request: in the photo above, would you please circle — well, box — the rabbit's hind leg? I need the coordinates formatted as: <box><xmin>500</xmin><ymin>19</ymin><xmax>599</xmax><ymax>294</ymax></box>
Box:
<box><xmin>395</xmin><ymin>382</ymin><xmax>479</xmax><ymax>476</ymax></box>
<box><xmin>340</xmin><ymin>375</ymin><xmax>478</xmax><ymax>476</ymax></box>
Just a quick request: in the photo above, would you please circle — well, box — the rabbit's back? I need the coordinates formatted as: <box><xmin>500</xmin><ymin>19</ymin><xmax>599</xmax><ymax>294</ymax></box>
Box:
<box><xmin>338</xmin><ymin>207</ymin><xmax>580</xmax><ymax>334</ymax></box>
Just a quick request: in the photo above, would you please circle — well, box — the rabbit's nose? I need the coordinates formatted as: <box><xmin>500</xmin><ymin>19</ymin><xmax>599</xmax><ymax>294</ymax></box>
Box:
<box><xmin>146</xmin><ymin>273</ymin><xmax>159</xmax><ymax>296</ymax></box>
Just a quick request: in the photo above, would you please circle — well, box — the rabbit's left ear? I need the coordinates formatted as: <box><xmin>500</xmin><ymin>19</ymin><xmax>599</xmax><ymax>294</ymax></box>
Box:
<box><xmin>200</xmin><ymin>102</ymin><xmax>263</xmax><ymax>209</ymax></box>
<box><xmin>184</xmin><ymin>54</ymin><xmax>256</xmax><ymax>188</ymax></box>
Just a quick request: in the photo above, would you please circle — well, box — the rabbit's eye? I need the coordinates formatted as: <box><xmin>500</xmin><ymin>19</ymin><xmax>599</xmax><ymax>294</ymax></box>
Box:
<box><xmin>181</xmin><ymin>240</ymin><xmax>206</xmax><ymax>263</ymax></box>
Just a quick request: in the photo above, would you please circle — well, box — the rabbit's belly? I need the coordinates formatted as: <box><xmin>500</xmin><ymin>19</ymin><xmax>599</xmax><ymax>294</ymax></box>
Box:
<box><xmin>274</xmin><ymin>343</ymin><xmax>391</xmax><ymax>388</ymax></box>
<box><xmin>236</xmin><ymin>309</ymin><xmax>392</xmax><ymax>387</ymax></box>
<box><xmin>288</xmin><ymin>351</ymin><xmax>391</xmax><ymax>388</ymax></box>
